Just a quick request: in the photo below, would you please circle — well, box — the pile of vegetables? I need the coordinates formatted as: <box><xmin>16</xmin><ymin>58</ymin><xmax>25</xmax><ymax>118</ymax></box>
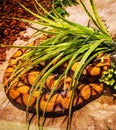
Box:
<box><xmin>5</xmin><ymin>0</ymin><xmax>116</xmax><ymax>130</ymax></box>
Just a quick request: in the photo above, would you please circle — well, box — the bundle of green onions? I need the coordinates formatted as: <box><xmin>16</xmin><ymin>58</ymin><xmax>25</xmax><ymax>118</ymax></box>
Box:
<box><xmin>5</xmin><ymin>0</ymin><xmax>116</xmax><ymax>129</ymax></box>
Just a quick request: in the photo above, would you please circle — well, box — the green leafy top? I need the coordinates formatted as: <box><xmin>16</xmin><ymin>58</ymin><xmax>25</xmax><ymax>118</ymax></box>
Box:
<box><xmin>52</xmin><ymin>0</ymin><xmax>78</xmax><ymax>16</ymax></box>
